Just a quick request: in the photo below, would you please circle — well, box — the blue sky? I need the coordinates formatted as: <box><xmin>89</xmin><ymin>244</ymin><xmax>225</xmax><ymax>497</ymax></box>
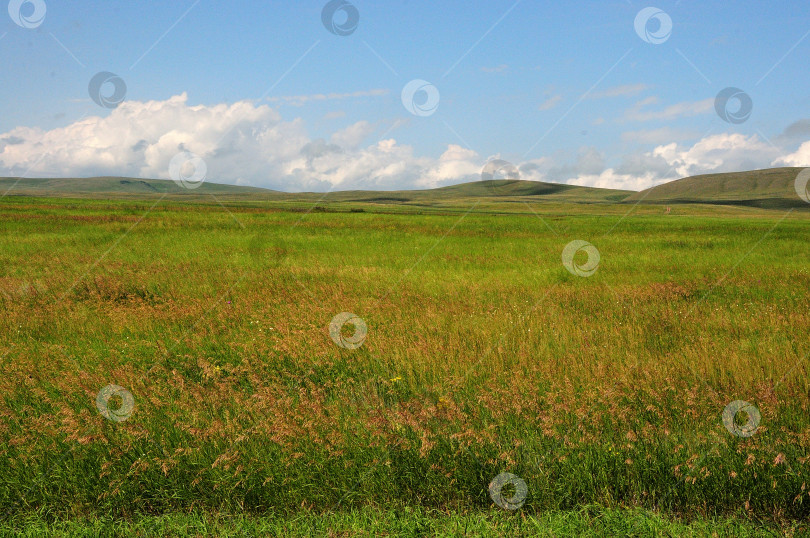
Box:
<box><xmin>2</xmin><ymin>0</ymin><xmax>810</xmax><ymax>191</ymax></box>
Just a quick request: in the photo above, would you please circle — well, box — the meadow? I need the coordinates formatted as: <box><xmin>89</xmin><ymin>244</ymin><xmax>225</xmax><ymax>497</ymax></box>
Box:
<box><xmin>0</xmin><ymin>193</ymin><xmax>808</xmax><ymax>534</ymax></box>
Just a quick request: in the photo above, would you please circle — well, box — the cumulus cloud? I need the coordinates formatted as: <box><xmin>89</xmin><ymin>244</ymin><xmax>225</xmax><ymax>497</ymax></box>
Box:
<box><xmin>0</xmin><ymin>93</ymin><xmax>806</xmax><ymax>193</ymax></box>
<box><xmin>773</xmin><ymin>140</ymin><xmax>810</xmax><ymax>167</ymax></box>
<box><xmin>0</xmin><ymin>93</ymin><xmax>471</xmax><ymax>191</ymax></box>
<box><xmin>524</xmin><ymin>147</ymin><xmax>673</xmax><ymax>192</ymax></box>
<box><xmin>329</xmin><ymin>120</ymin><xmax>376</xmax><ymax>149</ymax></box>
<box><xmin>0</xmin><ymin>94</ymin><xmax>301</xmax><ymax>183</ymax></box>
<box><xmin>566</xmin><ymin>169</ymin><xmax>665</xmax><ymax>191</ymax></box>
<box><xmin>536</xmin><ymin>134</ymin><xmax>787</xmax><ymax>192</ymax></box>
<box><xmin>418</xmin><ymin>145</ymin><xmax>481</xmax><ymax>187</ymax></box>
<box><xmin>654</xmin><ymin>133</ymin><xmax>781</xmax><ymax>178</ymax></box>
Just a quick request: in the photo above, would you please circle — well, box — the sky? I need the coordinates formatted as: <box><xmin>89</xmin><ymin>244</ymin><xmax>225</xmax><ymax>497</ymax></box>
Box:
<box><xmin>2</xmin><ymin>0</ymin><xmax>810</xmax><ymax>192</ymax></box>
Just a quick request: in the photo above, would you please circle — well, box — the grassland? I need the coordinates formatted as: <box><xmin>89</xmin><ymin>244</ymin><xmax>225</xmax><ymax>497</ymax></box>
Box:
<box><xmin>0</xmin><ymin>191</ymin><xmax>809</xmax><ymax>534</ymax></box>
<box><xmin>2</xmin><ymin>506</ymin><xmax>798</xmax><ymax>537</ymax></box>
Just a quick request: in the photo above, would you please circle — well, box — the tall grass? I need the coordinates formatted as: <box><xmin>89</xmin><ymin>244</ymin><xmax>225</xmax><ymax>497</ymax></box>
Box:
<box><xmin>0</xmin><ymin>196</ymin><xmax>808</xmax><ymax>525</ymax></box>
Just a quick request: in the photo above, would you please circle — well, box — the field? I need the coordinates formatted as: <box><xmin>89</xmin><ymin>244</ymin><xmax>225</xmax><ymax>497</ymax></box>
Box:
<box><xmin>1</xmin><ymin>191</ymin><xmax>809</xmax><ymax>535</ymax></box>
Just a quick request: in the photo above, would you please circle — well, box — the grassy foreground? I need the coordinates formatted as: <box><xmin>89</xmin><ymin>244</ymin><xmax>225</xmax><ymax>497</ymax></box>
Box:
<box><xmin>1</xmin><ymin>506</ymin><xmax>802</xmax><ymax>537</ymax></box>
<box><xmin>1</xmin><ymin>195</ymin><xmax>809</xmax><ymax>529</ymax></box>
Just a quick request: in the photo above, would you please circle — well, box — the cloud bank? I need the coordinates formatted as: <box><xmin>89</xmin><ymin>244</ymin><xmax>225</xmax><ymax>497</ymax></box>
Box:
<box><xmin>0</xmin><ymin>94</ymin><xmax>807</xmax><ymax>192</ymax></box>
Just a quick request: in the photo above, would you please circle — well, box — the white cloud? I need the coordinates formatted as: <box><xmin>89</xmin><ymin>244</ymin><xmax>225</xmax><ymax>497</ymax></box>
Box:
<box><xmin>481</xmin><ymin>64</ymin><xmax>509</xmax><ymax>73</ymax></box>
<box><xmin>589</xmin><ymin>84</ymin><xmax>651</xmax><ymax>99</ymax></box>
<box><xmin>524</xmin><ymin>134</ymin><xmax>787</xmax><ymax>192</ymax></box>
<box><xmin>0</xmin><ymin>93</ymin><xmax>804</xmax><ymax>193</ymax></box>
<box><xmin>418</xmin><ymin>145</ymin><xmax>481</xmax><ymax>188</ymax></box>
<box><xmin>0</xmin><ymin>94</ymin><xmax>428</xmax><ymax>191</ymax></box>
<box><xmin>566</xmin><ymin>169</ymin><xmax>663</xmax><ymax>191</ymax></box>
<box><xmin>622</xmin><ymin>97</ymin><xmax>714</xmax><ymax>122</ymax></box>
<box><xmin>773</xmin><ymin>140</ymin><xmax>810</xmax><ymax>167</ymax></box>
<box><xmin>329</xmin><ymin>120</ymin><xmax>376</xmax><ymax>149</ymax></box>
<box><xmin>654</xmin><ymin>133</ymin><xmax>780</xmax><ymax>178</ymax></box>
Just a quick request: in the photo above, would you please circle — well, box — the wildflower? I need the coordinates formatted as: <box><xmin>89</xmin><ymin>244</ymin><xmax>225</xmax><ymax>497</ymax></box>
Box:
<box><xmin>390</xmin><ymin>376</ymin><xmax>402</xmax><ymax>383</ymax></box>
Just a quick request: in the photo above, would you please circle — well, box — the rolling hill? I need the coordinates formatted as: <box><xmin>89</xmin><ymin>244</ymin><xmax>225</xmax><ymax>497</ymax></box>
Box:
<box><xmin>0</xmin><ymin>176</ymin><xmax>272</xmax><ymax>197</ymax></box>
<box><xmin>0</xmin><ymin>176</ymin><xmax>633</xmax><ymax>205</ymax></box>
<box><xmin>285</xmin><ymin>179</ymin><xmax>632</xmax><ymax>205</ymax></box>
<box><xmin>625</xmin><ymin>167</ymin><xmax>806</xmax><ymax>208</ymax></box>
<box><xmin>1</xmin><ymin>168</ymin><xmax>808</xmax><ymax>210</ymax></box>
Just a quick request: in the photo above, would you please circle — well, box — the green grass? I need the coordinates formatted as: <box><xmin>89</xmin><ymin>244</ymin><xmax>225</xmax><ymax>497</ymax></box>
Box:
<box><xmin>1</xmin><ymin>506</ymin><xmax>801</xmax><ymax>537</ymax></box>
<box><xmin>1</xmin><ymin>193</ymin><xmax>809</xmax><ymax>530</ymax></box>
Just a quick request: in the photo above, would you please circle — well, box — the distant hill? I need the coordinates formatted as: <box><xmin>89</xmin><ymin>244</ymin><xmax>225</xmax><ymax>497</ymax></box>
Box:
<box><xmin>0</xmin><ymin>176</ymin><xmax>272</xmax><ymax>198</ymax></box>
<box><xmin>297</xmin><ymin>179</ymin><xmax>633</xmax><ymax>205</ymax></box>
<box><xmin>0</xmin><ymin>176</ymin><xmax>633</xmax><ymax>205</ymax></box>
<box><xmin>2</xmin><ymin>169</ymin><xmax>807</xmax><ymax>209</ymax></box>
<box><xmin>626</xmin><ymin>167</ymin><xmax>807</xmax><ymax>208</ymax></box>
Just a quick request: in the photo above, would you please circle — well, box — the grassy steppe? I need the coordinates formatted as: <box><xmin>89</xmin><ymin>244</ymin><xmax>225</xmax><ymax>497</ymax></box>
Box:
<box><xmin>0</xmin><ymin>196</ymin><xmax>808</xmax><ymax>532</ymax></box>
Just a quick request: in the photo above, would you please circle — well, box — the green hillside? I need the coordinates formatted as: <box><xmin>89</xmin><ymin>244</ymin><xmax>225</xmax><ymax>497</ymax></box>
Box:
<box><xmin>626</xmin><ymin>167</ymin><xmax>807</xmax><ymax>208</ymax></box>
<box><xmin>0</xmin><ymin>176</ymin><xmax>633</xmax><ymax>206</ymax></box>
<box><xmin>0</xmin><ymin>176</ymin><xmax>272</xmax><ymax>198</ymax></box>
<box><xmin>285</xmin><ymin>179</ymin><xmax>632</xmax><ymax>205</ymax></box>
<box><xmin>3</xmin><ymin>169</ymin><xmax>809</xmax><ymax>210</ymax></box>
